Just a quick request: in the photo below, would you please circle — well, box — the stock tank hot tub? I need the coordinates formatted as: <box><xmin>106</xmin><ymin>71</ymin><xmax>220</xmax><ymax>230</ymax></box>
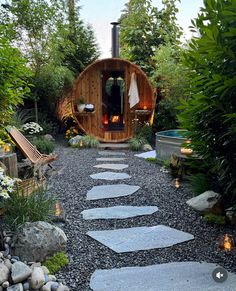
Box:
<box><xmin>156</xmin><ymin>129</ymin><xmax>189</xmax><ymax>160</ymax></box>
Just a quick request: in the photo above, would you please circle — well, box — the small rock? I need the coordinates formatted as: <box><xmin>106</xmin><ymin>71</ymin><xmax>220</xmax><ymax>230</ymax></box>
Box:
<box><xmin>51</xmin><ymin>282</ymin><xmax>60</xmax><ymax>291</ymax></box>
<box><xmin>4</xmin><ymin>258</ymin><xmax>12</xmax><ymax>270</ymax></box>
<box><xmin>41</xmin><ymin>266</ymin><xmax>50</xmax><ymax>275</ymax></box>
<box><xmin>30</xmin><ymin>262</ymin><xmax>41</xmax><ymax>269</ymax></box>
<box><xmin>11</xmin><ymin>261</ymin><xmax>32</xmax><ymax>283</ymax></box>
<box><xmin>22</xmin><ymin>282</ymin><xmax>30</xmax><ymax>290</ymax></box>
<box><xmin>7</xmin><ymin>283</ymin><xmax>24</xmax><ymax>291</ymax></box>
<box><xmin>2</xmin><ymin>281</ymin><xmax>10</xmax><ymax>288</ymax></box>
<box><xmin>48</xmin><ymin>275</ymin><xmax>57</xmax><ymax>281</ymax></box>
<box><xmin>11</xmin><ymin>259</ymin><xmax>18</xmax><ymax>264</ymax></box>
<box><xmin>44</xmin><ymin>275</ymin><xmax>49</xmax><ymax>283</ymax></box>
<box><xmin>12</xmin><ymin>256</ymin><xmax>20</xmax><ymax>261</ymax></box>
<box><xmin>0</xmin><ymin>252</ymin><xmax>4</xmax><ymax>259</ymax></box>
<box><xmin>142</xmin><ymin>144</ymin><xmax>153</xmax><ymax>151</ymax></box>
<box><xmin>40</xmin><ymin>282</ymin><xmax>55</xmax><ymax>291</ymax></box>
<box><xmin>0</xmin><ymin>263</ymin><xmax>9</xmax><ymax>284</ymax></box>
<box><xmin>31</xmin><ymin>267</ymin><xmax>45</xmax><ymax>289</ymax></box>
<box><xmin>57</xmin><ymin>285</ymin><xmax>69</xmax><ymax>291</ymax></box>
<box><xmin>68</xmin><ymin>135</ymin><xmax>83</xmax><ymax>146</ymax></box>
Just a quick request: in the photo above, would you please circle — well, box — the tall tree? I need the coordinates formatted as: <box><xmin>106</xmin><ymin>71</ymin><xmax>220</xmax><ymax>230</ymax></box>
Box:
<box><xmin>119</xmin><ymin>0</ymin><xmax>182</xmax><ymax>75</ymax></box>
<box><xmin>0</xmin><ymin>24</ymin><xmax>31</xmax><ymax>126</ymax></box>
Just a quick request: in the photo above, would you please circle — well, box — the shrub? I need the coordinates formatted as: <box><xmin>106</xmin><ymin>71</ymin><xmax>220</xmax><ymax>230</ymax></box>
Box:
<box><xmin>128</xmin><ymin>136</ymin><xmax>146</xmax><ymax>151</ymax></box>
<box><xmin>135</xmin><ymin>123</ymin><xmax>153</xmax><ymax>143</ymax></box>
<box><xmin>3</xmin><ymin>187</ymin><xmax>55</xmax><ymax>230</ymax></box>
<box><xmin>33</xmin><ymin>136</ymin><xmax>55</xmax><ymax>154</ymax></box>
<box><xmin>43</xmin><ymin>252</ymin><xmax>69</xmax><ymax>274</ymax></box>
<box><xmin>80</xmin><ymin>135</ymin><xmax>100</xmax><ymax>148</ymax></box>
<box><xmin>203</xmin><ymin>213</ymin><xmax>226</xmax><ymax>225</ymax></box>
<box><xmin>189</xmin><ymin>173</ymin><xmax>211</xmax><ymax>196</ymax></box>
<box><xmin>178</xmin><ymin>0</ymin><xmax>236</xmax><ymax>206</ymax></box>
<box><xmin>153</xmin><ymin>99</ymin><xmax>179</xmax><ymax>132</ymax></box>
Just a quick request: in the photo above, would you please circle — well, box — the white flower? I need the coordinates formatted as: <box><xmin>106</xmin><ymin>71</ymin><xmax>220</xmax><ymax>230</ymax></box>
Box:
<box><xmin>0</xmin><ymin>190</ymin><xmax>10</xmax><ymax>199</ymax></box>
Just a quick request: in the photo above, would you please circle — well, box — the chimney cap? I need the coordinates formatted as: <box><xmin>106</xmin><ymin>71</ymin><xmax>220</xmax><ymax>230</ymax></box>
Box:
<box><xmin>110</xmin><ymin>22</ymin><xmax>120</xmax><ymax>26</ymax></box>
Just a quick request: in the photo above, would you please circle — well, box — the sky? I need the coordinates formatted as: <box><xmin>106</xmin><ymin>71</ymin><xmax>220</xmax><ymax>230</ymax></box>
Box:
<box><xmin>79</xmin><ymin>0</ymin><xmax>204</xmax><ymax>58</ymax></box>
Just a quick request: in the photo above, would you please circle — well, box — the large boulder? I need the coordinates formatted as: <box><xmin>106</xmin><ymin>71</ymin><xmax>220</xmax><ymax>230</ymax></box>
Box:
<box><xmin>186</xmin><ymin>191</ymin><xmax>221</xmax><ymax>213</ymax></box>
<box><xmin>12</xmin><ymin>222</ymin><xmax>67</xmax><ymax>262</ymax></box>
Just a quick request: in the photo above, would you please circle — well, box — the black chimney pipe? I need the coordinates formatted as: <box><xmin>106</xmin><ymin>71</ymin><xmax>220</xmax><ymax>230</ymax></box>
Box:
<box><xmin>111</xmin><ymin>22</ymin><xmax>120</xmax><ymax>58</ymax></box>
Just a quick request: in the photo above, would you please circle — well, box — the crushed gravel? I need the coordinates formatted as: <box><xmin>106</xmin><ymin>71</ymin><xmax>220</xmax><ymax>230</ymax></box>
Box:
<box><xmin>48</xmin><ymin>143</ymin><xmax>236</xmax><ymax>291</ymax></box>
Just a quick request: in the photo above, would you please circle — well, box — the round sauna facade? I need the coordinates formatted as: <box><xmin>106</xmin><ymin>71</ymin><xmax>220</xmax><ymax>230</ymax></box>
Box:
<box><xmin>72</xmin><ymin>58</ymin><xmax>155</xmax><ymax>143</ymax></box>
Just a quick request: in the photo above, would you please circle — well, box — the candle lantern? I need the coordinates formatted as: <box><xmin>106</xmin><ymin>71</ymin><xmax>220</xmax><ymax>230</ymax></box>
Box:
<box><xmin>219</xmin><ymin>234</ymin><xmax>235</xmax><ymax>252</ymax></box>
<box><xmin>4</xmin><ymin>143</ymin><xmax>12</xmax><ymax>153</ymax></box>
<box><xmin>55</xmin><ymin>201</ymin><xmax>62</xmax><ymax>217</ymax></box>
<box><xmin>174</xmin><ymin>178</ymin><xmax>181</xmax><ymax>189</ymax></box>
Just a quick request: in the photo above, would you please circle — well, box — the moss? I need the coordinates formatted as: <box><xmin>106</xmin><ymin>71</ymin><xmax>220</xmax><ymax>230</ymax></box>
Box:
<box><xmin>43</xmin><ymin>252</ymin><xmax>69</xmax><ymax>274</ymax></box>
<box><xmin>146</xmin><ymin>157</ymin><xmax>158</xmax><ymax>163</ymax></box>
<box><xmin>203</xmin><ymin>213</ymin><xmax>226</xmax><ymax>225</ymax></box>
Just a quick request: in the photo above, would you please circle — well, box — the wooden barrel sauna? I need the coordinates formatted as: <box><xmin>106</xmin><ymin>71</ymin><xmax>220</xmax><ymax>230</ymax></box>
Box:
<box><xmin>71</xmin><ymin>58</ymin><xmax>155</xmax><ymax>143</ymax></box>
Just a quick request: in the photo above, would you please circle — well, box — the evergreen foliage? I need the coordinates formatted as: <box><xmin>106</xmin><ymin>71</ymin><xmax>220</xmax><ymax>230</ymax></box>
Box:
<box><xmin>178</xmin><ymin>0</ymin><xmax>236</xmax><ymax>205</ymax></box>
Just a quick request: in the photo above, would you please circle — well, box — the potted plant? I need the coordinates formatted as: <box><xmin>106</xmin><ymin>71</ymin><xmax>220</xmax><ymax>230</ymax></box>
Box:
<box><xmin>77</xmin><ymin>97</ymin><xmax>86</xmax><ymax>113</ymax></box>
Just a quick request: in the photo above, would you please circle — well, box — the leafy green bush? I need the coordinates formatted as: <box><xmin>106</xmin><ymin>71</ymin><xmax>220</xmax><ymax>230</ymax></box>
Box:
<box><xmin>203</xmin><ymin>213</ymin><xmax>226</xmax><ymax>225</ymax></box>
<box><xmin>135</xmin><ymin>124</ymin><xmax>153</xmax><ymax>143</ymax></box>
<box><xmin>128</xmin><ymin>136</ymin><xmax>147</xmax><ymax>151</ymax></box>
<box><xmin>3</xmin><ymin>187</ymin><xmax>55</xmax><ymax>230</ymax></box>
<box><xmin>189</xmin><ymin>173</ymin><xmax>211</xmax><ymax>196</ymax></box>
<box><xmin>178</xmin><ymin>0</ymin><xmax>236</xmax><ymax>205</ymax></box>
<box><xmin>33</xmin><ymin>136</ymin><xmax>55</xmax><ymax>154</ymax></box>
<box><xmin>153</xmin><ymin>99</ymin><xmax>179</xmax><ymax>132</ymax></box>
<box><xmin>43</xmin><ymin>252</ymin><xmax>69</xmax><ymax>274</ymax></box>
<box><xmin>80</xmin><ymin>135</ymin><xmax>100</xmax><ymax>148</ymax></box>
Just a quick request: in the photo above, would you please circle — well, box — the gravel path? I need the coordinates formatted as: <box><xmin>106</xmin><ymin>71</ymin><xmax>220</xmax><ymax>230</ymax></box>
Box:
<box><xmin>49</xmin><ymin>143</ymin><xmax>236</xmax><ymax>291</ymax></box>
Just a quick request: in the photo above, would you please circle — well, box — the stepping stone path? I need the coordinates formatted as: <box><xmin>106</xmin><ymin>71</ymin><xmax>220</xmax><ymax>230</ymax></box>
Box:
<box><xmin>82</xmin><ymin>149</ymin><xmax>234</xmax><ymax>290</ymax></box>
<box><xmin>98</xmin><ymin>151</ymin><xmax>126</xmax><ymax>156</ymax></box>
<box><xmin>87</xmin><ymin>225</ymin><xmax>194</xmax><ymax>253</ymax></box>
<box><xmin>81</xmin><ymin>206</ymin><xmax>158</xmax><ymax>220</ymax></box>
<box><xmin>90</xmin><ymin>171</ymin><xmax>131</xmax><ymax>181</ymax></box>
<box><xmin>134</xmin><ymin>150</ymin><xmax>156</xmax><ymax>159</ymax></box>
<box><xmin>94</xmin><ymin>163</ymin><xmax>128</xmax><ymax>170</ymax></box>
<box><xmin>96</xmin><ymin>157</ymin><xmax>127</xmax><ymax>162</ymax></box>
<box><xmin>86</xmin><ymin>184</ymin><xmax>140</xmax><ymax>200</ymax></box>
<box><xmin>90</xmin><ymin>262</ymin><xmax>236</xmax><ymax>291</ymax></box>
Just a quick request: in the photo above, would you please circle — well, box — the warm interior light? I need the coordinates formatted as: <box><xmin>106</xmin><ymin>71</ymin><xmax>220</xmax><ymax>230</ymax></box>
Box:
<box><xmin>175</xmin><ymin>178</ymin><xmax>180</xmax><ymax>189</ymax></box>
<box><xmin>102</xmin><ymin>114</ymin><xmax>108</xmax><ymax>125</ymax></box>
<box><xmin>55</xmin><ymin>202</ymin><xmax>62</xmax><ymax>217</ymax></box>
<box><xmin>143</xmin><ymin>105</ymin><xmax>147</xmax><ymax>110</ymax></box>
<box><xmin>111</xmin><ymin>115</ymin><xmax>120</xmax><ymax>123</ymax></box>
<box><xmin>222</xmin><ymin>234</ymin><xmax>234</xmax><ymax>252</ymax></box>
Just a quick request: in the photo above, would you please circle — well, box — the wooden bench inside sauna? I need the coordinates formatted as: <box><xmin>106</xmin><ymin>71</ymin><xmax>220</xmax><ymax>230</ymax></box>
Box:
<box><xmin>71</xmin><ymin>23</ymin><xmax>155</xmax><ymax>143</ymax></box>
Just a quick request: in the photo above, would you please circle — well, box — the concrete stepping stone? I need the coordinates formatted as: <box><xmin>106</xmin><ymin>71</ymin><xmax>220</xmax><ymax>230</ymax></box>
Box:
<box><xmin>90</xmin><ymin>171</ymin><xmax>131</xmax><ymax>181</ymax></box>
<box><xmin>134</xmin><ymin>150</ymin><xmax>156</xmax><ymax>159</ymax></box>
<box><xmin>81</xmin><ymin>206</ymin><xmax>158</xmax><ymax>220</ymax></box>
<box><xmin>86</xmin><ymin>184</ymin><xmax>140</xmax><ymax>200</ymax></box>
<box><xmin>96</xmin><ymin>157</ymin><xmax>127</xmax><ymax>162</ymax></box>
<box><xmin>87</xmin><ymin>225</ymin><xmax>194</xmax><ymax>253</ymax></box>
<box><xmin>90</xmin><ymin>261</ymin><xmax>236</xmax><ymax>291</ymax></box>
<box><xmin>94</xmin><ymin>164</ymin><xmax>128</xmax><ymax>170</ymax></box>
<box><xmin>98</xmin><ymin>151</ymin><xmax>126</xmax><ymax>156</ymax></box>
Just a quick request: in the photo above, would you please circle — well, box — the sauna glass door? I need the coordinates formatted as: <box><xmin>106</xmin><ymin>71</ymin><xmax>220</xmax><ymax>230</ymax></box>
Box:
<box><xmin>101</xmin><ymin>71</ymin><xmax>125</xmax><ymax>131</ymax></box>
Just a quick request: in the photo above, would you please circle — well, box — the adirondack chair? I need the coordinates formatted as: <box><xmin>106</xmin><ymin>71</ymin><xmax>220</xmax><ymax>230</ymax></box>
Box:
<box><xmin>6</xmin><ymin>126</ymin><xmax>58</xmax><ymax>176</ymax></box>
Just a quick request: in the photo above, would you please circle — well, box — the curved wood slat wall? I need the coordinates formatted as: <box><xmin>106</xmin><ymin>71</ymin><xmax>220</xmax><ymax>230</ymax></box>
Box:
<box><xmin>71</xmin><ymin>58</ymin><xmax>155</xmax><ymax>143</ymax></box>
